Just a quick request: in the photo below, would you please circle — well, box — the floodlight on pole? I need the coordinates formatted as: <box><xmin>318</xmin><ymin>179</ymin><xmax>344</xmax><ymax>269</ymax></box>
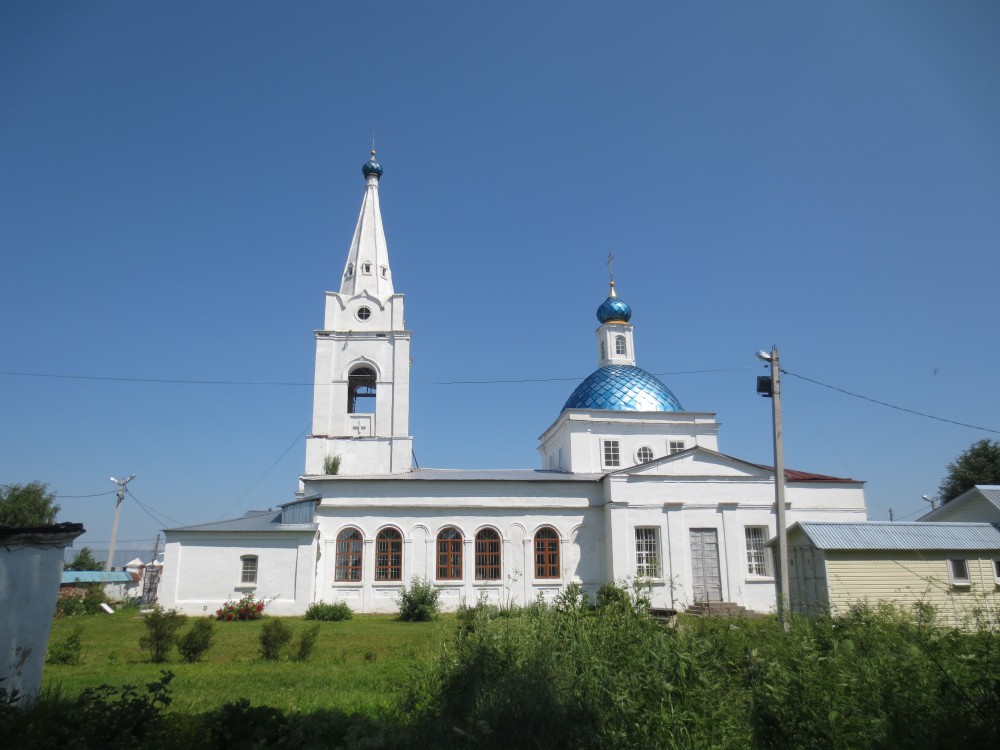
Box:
<box><xmin>105</xmin><ymin>474</ymin><xmax>136</xmax><ymax>572</ymax></box>
<box><xmin>756</xmin><ymin>346</ymin><xmax>791</xmax><ymax>632</ymax></box>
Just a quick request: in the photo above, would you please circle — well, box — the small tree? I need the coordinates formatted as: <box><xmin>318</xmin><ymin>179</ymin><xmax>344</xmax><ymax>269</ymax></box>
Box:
<box><xmin>0</xmin><ymin>481</ymin><xmax>60</xmax><ymax>526</ymax></box>
<box><xmin>177</xmin><ymin>618</ymin><xmax>215</xmax><ymax>663</ymax></box>
<box><xmin>139</xmin><ymin>608</ymin><xmax>186</xmax><ymax>663</ymax></box>
<box><xmin>66</xmin><ymin>547</ymin><xmax>104</xmax><ymax>571</ymax></box>
<box><xmin>259</xmin><ymin>619</ymin><xmax>292</xmax><ymax>661</ymax></box>
<box><xmin>939</xmin><ymin>439</ymin><xmax>1000</xmax><ymax>503</ymax></box>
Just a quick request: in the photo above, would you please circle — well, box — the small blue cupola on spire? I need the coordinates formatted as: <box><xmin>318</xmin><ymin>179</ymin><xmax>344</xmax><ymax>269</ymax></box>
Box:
<box><xmin>596</xmin><ymin>281</ymin><xmax>632</xmax><ymax>324</ymax></box>
<box><xmin>362</xmin><ymin>149</ymin><xmax>382</xmax><ymax>179</ymax></box>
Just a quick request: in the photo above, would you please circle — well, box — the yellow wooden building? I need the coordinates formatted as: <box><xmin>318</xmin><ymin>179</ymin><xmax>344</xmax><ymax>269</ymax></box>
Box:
<box><xmin>777</xmin><ymin>521</ymin><xmax>1000</xmax><ymax>627</ymax></box>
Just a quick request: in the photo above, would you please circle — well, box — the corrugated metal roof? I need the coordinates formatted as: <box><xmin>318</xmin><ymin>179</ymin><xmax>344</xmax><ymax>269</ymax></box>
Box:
<box><xmin>164</xmin><ymin>509</ymin><xmax>317</xmax><ymax>533</ymax></box>
<box><xmin>302</xmin><ymin>468</ymin><xmax>605</xmax><ymax>482</ymax></box>
<box><xmin>786</xmin><ymin>521</ymin><xmax>1000</xmax><ymax>551</ymax></box>
<box><xmin>61</xmin><ymin>571</ymin><xmax>133</xmax><ymax>584</ymax></box>
<box><xmin>979</xmin><ymin>486</ymin><xmax>1000</xmax><ymax>509</ymax></box>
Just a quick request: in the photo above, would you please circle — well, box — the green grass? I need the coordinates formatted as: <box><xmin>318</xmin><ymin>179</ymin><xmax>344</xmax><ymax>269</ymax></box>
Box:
<box><xmin>43</xmin><ymin>611</ymin><xmax>452</xmax><ymax>714</ymax></box>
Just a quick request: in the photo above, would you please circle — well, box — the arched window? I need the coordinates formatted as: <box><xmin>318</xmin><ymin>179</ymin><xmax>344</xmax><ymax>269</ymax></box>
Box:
<box><xmin>345</xmin><ymin>264</ymin><xmax>354</xmax><ymax>277</ymax></box>
<box><xmin>348</xmin><ymin>367</ymin><xmax>377</xmax><ymax>414</ymax></box>
<box><xmin>475</xmin><ymin>528</ymin><xmax>501</xmax><ymax>580</ymax></box>
<box><xmin>240</xmin><ymin>555</ymin><xmax>258</xmax><ymax>585</ymax></box>
<box><xmin>601</xmin><ymin>340</ymin><xmax>606</xmax><ymax>359</ymax></box>
<box><xmin>335</xmin><ymin>528</ymin><xmax>363</xmax><ymax>581</ymax></box>
<box><xmin>437</xmin><ymin>527</ymin><xmax>463</xmax><ymax>580</ymax></box>
<box><xmin>615</xmin><ymin>335</ymin><xmax>627</xmax><ymax>356</ymax></box>
<box><xmin>375</xmin><ymin>528</ymin><xmax>402</xmax><ymax>581</ymax></box>
<box><xmin>534</xmin><ymin>527</ymin><xmax>560</xmax><ymax>579</ymax></box>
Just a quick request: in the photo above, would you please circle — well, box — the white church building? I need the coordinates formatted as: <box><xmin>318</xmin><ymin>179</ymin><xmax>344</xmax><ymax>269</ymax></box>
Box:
<box><xmin>159</xmin><ymin>152</ymin><xmax>868</xmax><ymax>615</ymax></box>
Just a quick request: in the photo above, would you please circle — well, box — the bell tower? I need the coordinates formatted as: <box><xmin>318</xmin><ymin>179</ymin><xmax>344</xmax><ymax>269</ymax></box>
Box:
<box><xmin>304</xmin><ymin>151</ymin><xmax>413</xmax><ymax>476</ymax></box>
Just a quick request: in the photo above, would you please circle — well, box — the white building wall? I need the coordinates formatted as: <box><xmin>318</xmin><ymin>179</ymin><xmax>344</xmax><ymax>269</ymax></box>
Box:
<box><xmin>158</xmin><ymin>532</ymin><xmax>317</xmax><ymax>615</ymax></box>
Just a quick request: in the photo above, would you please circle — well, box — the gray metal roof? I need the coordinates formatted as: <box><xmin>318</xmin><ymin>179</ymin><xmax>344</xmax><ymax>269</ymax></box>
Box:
<box><xmin>302</xmin><ymin>468</ymin><xmax>605</xmax><ymax>482</ymax></box>
<box><xmin>785</xmin><ymin>521</ymin><xmax>1000</xmax><ymax>551</ymax></box>
<box><xmin>978</xmin><ymin>486</ymin><xmax>1000</xmax><ymax>509</ymax></box>
<box><xmin>164</xmin><ymin>509</ymin><xmax>317</xmax><ymax>533</ymax></box>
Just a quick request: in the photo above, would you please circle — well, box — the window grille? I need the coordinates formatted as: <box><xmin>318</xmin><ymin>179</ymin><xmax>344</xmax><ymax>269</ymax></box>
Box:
<box><xmin>475</xmin><ymin>528</ymin><xmax>501</xmax><ymax>580</ymax></box>
<box><xmin>375</xmin><ymin>528</ymin><xmax>402</xmax><ymax>581</ymax></box>
<box><xmin>335</xmin><ymin>528</ymin><xmax>363</xmax><ymax>581</ymax></box>
<box><xmin>669</xmin><ymin>441</ymin><xmax>686</xmax><ymax>455</ymax></box>
<box><xmin>240</xmin><ymin>555</ymin><xmax>258</xmax><ymax>584</ymax></box>
<box><xmin>534</xmin><ymin>527</ymin><xmax>560</xmax><ymax>578</ymax></box>
<box><xmin>637</xmin><ymin>446</ymin><xmax>654</xmax><ymax>463</ymax></box>
<box><xmin>635</xmin><ymin>527</ymin><xmax>660</xmax><ymax>578</ymax></box>
<box><xmin>603</xmin><ymin>440</ymin><xmax>620</xmax><ymax>467</ymax></box>
<box><xmin>437</xmin><ymin>527</ymin><xmax>463</xmax><ymax>580</ymax></box>
<box><xmin>745</xmin><ymin>527</ymin><xmax>770</xmax><ymax>577</ymax></box>
<box><xmin>615</xmin><ymin>335</ymin><xmax>627</xmax><ymax>356</ymax></box>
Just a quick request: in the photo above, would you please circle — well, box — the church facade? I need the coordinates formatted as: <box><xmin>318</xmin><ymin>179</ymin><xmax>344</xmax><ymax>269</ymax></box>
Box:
<box><xmin>159</xmin><ymin>153</ymin><xmax>868</xmax><ymax>615</ymax></box>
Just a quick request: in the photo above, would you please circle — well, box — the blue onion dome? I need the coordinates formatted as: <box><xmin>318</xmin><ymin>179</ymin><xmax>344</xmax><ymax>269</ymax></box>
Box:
<box><xmin>596</xmin><ymin>282</ymin><xmax>631</xmax><ymax>324</ymax></box>
<box><xmin>362</xmin><ymin>150</ymin><xmax>382</xmax><ymax>179</ymax></box>
<box><xmin>563</xmin><ymin>365</ymin><xmax>684</xmax><ymax>412</ymax></box>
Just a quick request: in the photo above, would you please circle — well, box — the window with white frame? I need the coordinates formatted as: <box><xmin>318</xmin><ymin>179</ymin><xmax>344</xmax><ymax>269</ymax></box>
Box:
<box><xmin>240</xmin><ymin>555</ymin><xmax>258</xmax><ymax>585</ymax></box>
<box><xmin>615</xmin><ymin>335</ymin><xmax>627</xmax><ymax>356</ymax></box>
<box><xmin>635</xmin><ymin>527</ymin><xmax>661</xmax><ymax>578</ymax></box>
<box><xmin>745</xmin><ymin>527</ymin><xmax>771</xmax><ymax>577</ymax></box>
<box><xmin>994</xmin><ymin>559</ymin><xmax>1000</xmax><ymax>584</ymax></box>
<box><xmin>636</xmin><ymin>446</ymin><xmax>654</xmax><ymax>463</ymax></box>
<box><xmin>948</xmin><ymin>558</ymin><xmax>970</xmax><ymax>586</ymax></box>
<box><xmin>603</xmin><ymin>440</ymin><xmax>620</xmax><ymax>467</ymax></box>
<box><xmin>669</xmin><ymin>440</ymin><xmax>686</xmax><ymax>455</ymax></box>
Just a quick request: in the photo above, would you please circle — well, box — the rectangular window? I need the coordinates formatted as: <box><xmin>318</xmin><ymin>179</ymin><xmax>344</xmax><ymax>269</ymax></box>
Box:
<box><xmin>240</xmin><ymin>555</ymin><xmax>258</xmax><ymax>585</ymax></box>
<box><xmin>635</xmin><ymin>527</ymin><xmax>661</xmax><ymax>578</ymax></box>
<box><xmin>669</xmin><ymin>440</ymin><xmax>686</xmax><ymax>455</ymax></box>
<box><xmin>745</xmin><ymin>527</ymin><xmax>771</xmax><ymax>577</ymax></box>
<box><xmin>949</xmin><ymin>558</ymin><xmax>970</xmax><ymax>586</ymax></box>
<box><xmin>603</xmin><ymin>440</ymin><xmax>620</xmax><ymax>467</ymax></box>
<box><xmin>994</xmin><ymin>559</ymin><xmax>1000</xmax><ymax>584</ymax></box>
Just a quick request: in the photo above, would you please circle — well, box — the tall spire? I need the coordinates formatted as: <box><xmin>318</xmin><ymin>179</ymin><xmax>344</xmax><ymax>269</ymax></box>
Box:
<box><xmin>339</xmin><ymin>150</ymin><xmax>394</xmax><ymax>298</ymax></box>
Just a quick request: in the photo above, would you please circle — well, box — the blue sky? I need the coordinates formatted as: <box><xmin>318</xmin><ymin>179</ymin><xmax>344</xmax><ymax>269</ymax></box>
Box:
<box><xmin>2</xmin><ymin>2</ymin><xmax>998</xmax><ymax>555</ymax></box>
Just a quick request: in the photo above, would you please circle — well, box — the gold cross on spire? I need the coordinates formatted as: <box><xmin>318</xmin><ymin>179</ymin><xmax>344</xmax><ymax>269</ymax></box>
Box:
<box><xmin>607</xmin><ymin>252</ymin><xmax>616</xmax><ymax>296</ymax></box>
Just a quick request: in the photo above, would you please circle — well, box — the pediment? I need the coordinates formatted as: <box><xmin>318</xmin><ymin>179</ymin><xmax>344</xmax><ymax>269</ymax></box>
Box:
<box><xmin>614</xmin><ymin>447</ymin><xmax>774</xmax><ymax>480</ymax></box>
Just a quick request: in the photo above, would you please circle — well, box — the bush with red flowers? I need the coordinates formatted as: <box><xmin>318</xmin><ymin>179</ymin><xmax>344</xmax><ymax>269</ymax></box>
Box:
<box><xmin>215</xmin><ymin>592</ymin><xmax>268</xmax><ymax>621</ymax></box>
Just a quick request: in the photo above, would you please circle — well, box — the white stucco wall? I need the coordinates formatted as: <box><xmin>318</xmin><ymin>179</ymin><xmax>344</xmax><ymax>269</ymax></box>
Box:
<box><xmin>158</xmin><ymin>531</ymin><xmax>317</xmax><ymax>615</ymax></box>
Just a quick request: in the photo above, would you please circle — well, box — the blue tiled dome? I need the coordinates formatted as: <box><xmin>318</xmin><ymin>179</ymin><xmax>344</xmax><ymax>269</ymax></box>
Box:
<box><xmin>563</xmin><ymin>365</ymin><xmax>683</xmax><ymax>412</ymax></box>
<box><xmin>596</xmin><ymin>294</ymin><xmax>632</xmax><ymax>324</ymax></box>
<box><xmin>362</xmin><ymin>152</ymin><xmax>382</xmax><ymax>179</ymax></box>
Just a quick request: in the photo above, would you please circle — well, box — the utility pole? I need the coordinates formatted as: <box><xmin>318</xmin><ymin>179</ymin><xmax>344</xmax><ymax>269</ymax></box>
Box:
<box><xmin>105</xmin><ymin>474</ymin><xmax>136</xmax><ymax>572</ymax></box>
<box><xmin>757</xmin><ymin>347</ymin><xmax>791</xmax><ymax>631</ymax></box>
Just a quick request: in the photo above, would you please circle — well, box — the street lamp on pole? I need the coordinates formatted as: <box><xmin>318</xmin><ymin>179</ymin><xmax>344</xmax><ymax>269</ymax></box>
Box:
<box><xmin>106</xmin><ymin>474</ymin><xmax>136</xmax><ymax>572</ymax></box>
<box><xmin>757</xmin><ymin>348</ymin><xmax>791</xmax><ymax>631</ymax></box>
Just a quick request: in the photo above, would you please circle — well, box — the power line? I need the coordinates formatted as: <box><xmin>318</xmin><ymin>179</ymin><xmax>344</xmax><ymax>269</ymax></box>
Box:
<box><xmin>783</xmin><ymin>370</ymin><xmax>1000</xmax><ymax>435</ymax></box>
<box><xmin>216</xmin><ymin>423</ymin><xmax>310</xmax><ymax>520</ymax></box>
<box><xmin>57</xmin><ymin>490</ymin><xmax>118</xmax><ymax>498</ymax></box>
<box><xmin>0</xmin><ymin>366</ymin><xmax>754</xmax><ymax>388</ymax></box>
<box><xmin>126</xmin><ymin>488</ymin><xmax>186</xmax><ymax>527</ymax></box>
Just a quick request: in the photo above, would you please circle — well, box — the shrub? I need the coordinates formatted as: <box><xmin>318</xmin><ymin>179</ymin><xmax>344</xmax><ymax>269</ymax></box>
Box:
<box><xmin>397</xmin><ymin>577</ymin><xmax>440</xmax><ymax>622</ymax></box>
<box><xmin>216</xmin><ymin>592</ymin><xmax>268</xmax><ymax>621</ymax></box>
<box><xmin>47</xmin><ymin>626</ymin><xmax>83</xmax><ymax>665</ymax></box>
<box><xmin>138</xmin><ymin>607</ymin><xmax>186</xmax><ymax>663</ymax></box>
<box><xmin>259</xmin><ymin>618</ymin><xmax>292</xmax><ymax>661</ymax></box>
<box><xmin>293</xmin><ymin>623</ymin><xmax>321</xmax><ymax>662</ymax></box>
<box><xmin>55</xmin><ymin>585</ymin><xmax>108</xmax><ymax>617</ymax></box>
<box><xmin>304</xmin><ymin>601</ymin><xmax>353</xmax><ymax>622</ymax></box>
<box><xmin>553</xmin><ymin>582</ymin><xmax>589</xmax><ymax>613</ymax></box>
<box><xmin>323</xmin><ymin>454</ymin><xmax>342</xmax><ymax>475</ymax></box>
<box><xmin>177</xmin><ymin>618</ymin><xmax>215</xmax><ymax>663</ymax></box>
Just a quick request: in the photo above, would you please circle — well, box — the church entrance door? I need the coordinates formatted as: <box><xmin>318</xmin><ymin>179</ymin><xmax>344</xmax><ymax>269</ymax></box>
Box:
<box><xmin>690</xmin><ymin>528</ymin><xmax>722</xmax><ymax>602</ymax></box>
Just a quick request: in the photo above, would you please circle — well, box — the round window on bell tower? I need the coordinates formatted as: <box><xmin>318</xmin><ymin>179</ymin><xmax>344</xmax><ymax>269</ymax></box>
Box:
<box><xmin>356</xmin><ymin>306</ymin><xmax>372</xmax><ymax>321</ymax></box>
